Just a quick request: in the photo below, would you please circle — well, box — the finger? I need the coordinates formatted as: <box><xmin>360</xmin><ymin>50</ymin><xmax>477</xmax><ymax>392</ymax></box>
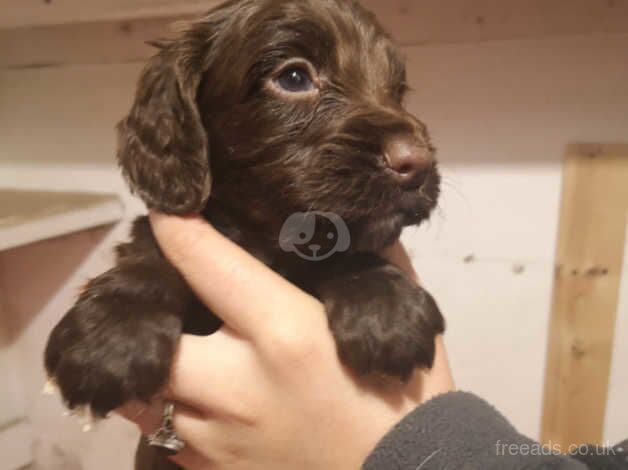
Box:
<box><xmin>380</xmin><ymin>241</ymin><xmax>420</xmax><ymax>283</ymax></box>
<box><xmin>149</xmin><ymin>212</ymin><xmax>321</xmax><ymax>338</ymax></box>
<box><xmin>117</xmin><ymin>398</ymin><xmax>204</xmax><ymax>437</ymax></box>
<box><xmin>170</xmin><ymin>407</ymin><xmax>252</xmax><ymax>469</ymax></box>
<box><xmin>164</xmin><ymin>332</ymin><xmax>259</xmax><ymax>413</ymax></box>
<box><xmin>131</xmin><ymin>420</ymin><xmax>212</xmax><ymax>470</ymax></box>
<box><xmin>169</xmin><ymin>446</ymin><xmax>214</xmax><ymax>470</ymax></box>
<box><xmin>119</xmin><ymin>399</ymin><xmax>222</xmax><ymax>468</ymax></box>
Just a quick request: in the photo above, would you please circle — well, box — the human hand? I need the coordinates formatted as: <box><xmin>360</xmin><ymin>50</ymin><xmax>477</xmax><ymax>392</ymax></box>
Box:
<box><xmin>120</xmin><ymin>213</ymin><xmax>453</xmax><ymax>470</ymax></box>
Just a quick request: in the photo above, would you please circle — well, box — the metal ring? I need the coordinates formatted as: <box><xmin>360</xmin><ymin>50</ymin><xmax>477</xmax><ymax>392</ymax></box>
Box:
<box><xmin>147</xmin><ymin>401</ymin><xmax>186</xmax><ymax>455</ymax></box>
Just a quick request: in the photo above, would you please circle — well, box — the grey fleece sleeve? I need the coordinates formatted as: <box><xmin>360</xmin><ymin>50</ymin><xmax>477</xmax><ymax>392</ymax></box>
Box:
<box><xmin>362</xmin><ymin>391</ymin><xmax>587</xmax><ymax>470</ymax></box>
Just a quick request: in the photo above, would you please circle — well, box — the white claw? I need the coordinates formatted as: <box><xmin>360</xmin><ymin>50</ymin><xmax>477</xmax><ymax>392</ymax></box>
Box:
<box><xmin>75</xmin><ymin>408</ymin><xmax>100</xmax><ymax>433</ymax></box>
<box><xmin>43</xmin><ymin>379</ymin><xmax>58</xmax><ymax>396</ymax></box>
<box><xmin>72</xmin><ymin>406</ymin><xmax>88</xmax><ymax>418</ymax></box>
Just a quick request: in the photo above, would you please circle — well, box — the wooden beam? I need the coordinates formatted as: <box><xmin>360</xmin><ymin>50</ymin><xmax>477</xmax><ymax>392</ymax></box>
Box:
<box><xmin>541</xmin><ymin>144</ymin><xmax>628</xmax><ymax>448</ymax></box>
<box><xmin>0</xmin><ymin>16</ymin><xmax>192</xmax><ymax>69</ymax></box>
<box><xmin>365</xmin><ymin>0</ymin><xmax>628</xmax><ymax>46</ymax></box>
<box><xmin>2</xmin><ymin>0</ymin><xmax>628</xmax><ymax>69</ymax></box>
<box><xmin>0</xmin><ymin>0</ymin><xmax>217</xmax><ymax>30</ymax></box>
<box><xmin>3</xmin><ymin>0</ymin><xmax>628</xmax><ymax>34</ymax></box>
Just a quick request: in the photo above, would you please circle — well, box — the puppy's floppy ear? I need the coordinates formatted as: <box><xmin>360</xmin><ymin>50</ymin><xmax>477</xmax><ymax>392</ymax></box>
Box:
<box><xmin>116</xmin><ymin>44</ymin><xmax>210</xmax><ymax>214</ymax></box>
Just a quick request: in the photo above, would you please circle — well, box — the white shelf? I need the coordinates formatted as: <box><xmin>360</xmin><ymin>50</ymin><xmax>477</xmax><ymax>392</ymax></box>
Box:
<box><xmin>0</xmin><ymin>189</ymin><xmax>123</xmax><ymax>252</ymax></box>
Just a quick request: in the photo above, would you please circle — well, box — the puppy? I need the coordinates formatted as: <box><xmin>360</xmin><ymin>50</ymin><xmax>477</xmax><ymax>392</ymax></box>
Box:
<box><xmin>45</xmin><ymin>0</ymin><xmax>445</xmax><ymax>468</ymax></box>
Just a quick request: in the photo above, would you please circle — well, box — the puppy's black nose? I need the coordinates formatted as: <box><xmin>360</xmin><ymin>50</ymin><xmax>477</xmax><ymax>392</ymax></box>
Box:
<box><xmin>384</xmin><ymin>138</ymin><xmax>433</xmax><ymax>188</ymax></box>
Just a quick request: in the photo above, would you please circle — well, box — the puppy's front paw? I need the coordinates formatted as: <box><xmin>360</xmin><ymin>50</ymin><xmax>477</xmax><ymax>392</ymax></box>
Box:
<box><xmin>319</xmin><ymin>261</ymin><xmax>444</xmax><ymax>381</ymax></box>
<box><xmin>44</xmin><ymin>298</ymin><xmax>181</xmax><ymax>417</ymax></box>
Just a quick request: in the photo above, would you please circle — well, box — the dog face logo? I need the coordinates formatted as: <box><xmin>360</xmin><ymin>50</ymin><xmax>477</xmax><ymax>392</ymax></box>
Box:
<box><xmin>279</xmin><ymin>212</ymin><xmax>350</xmax><ymax>261</ymax></box>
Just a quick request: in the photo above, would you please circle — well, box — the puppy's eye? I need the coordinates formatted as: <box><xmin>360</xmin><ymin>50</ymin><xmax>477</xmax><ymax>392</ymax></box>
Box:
<box><xmin>275</xmin><ymin>67</ymin><xmax>314</xmax><ymax>93</ymax></box>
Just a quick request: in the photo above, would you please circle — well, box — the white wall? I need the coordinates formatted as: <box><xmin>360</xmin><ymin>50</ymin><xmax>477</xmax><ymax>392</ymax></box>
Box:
<box><xmin>0</xmin><ymin>32</ymin><xmax>627</xmax><ymax>469</ymax></box>
<box><xmin>401</xmin><ymin>33</ymin><xmax>628</xmax><ymax>442</ymax></box>
<box><xmin>0</xmin><ymin>64</ymin><xmax>146</xmax><ymax>470</ymax></box>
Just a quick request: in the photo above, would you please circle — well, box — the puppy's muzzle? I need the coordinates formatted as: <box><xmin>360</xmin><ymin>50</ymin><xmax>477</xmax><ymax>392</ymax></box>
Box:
<box><xmin>384</xmin><ymin>136</ymin><xmax>434</xmax><ymax>189</ymax></box>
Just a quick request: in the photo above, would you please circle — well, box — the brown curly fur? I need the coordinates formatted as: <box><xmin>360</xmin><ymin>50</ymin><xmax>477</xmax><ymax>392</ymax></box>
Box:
<box><xmin>45</xmin><ymin>1</ymin><xmax>445</xmax><ymax>468</ymax></box>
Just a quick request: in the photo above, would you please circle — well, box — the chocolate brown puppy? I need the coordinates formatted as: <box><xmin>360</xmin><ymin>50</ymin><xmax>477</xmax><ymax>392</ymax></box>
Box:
<box><xmin>45</xmin><ymin>0</ymin><xmax>445</xmax><ymax>467</ymax></box>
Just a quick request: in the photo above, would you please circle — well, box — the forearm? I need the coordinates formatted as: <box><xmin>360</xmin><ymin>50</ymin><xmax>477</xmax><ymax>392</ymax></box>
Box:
<box><xmin>363</xmin><ymin>391</ymin><xmax>588</xmax><ymax>470</ymax></box>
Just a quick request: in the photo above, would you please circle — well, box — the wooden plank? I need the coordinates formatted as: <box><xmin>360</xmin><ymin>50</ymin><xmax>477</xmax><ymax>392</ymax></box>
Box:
<box><xmin>365</xmin><ymin>0</ymin><xmax>628</xmax><ymax>46</ymax></box>
<box><xmin>2</xmin><ymin>0</ymin><xmax>628</xmax><ymax>69</ymax></box>
<box><xmin>0</xmin><ymin>0</ymin><xmax>217</xmax><ymax>30</ymax></box>
<box><xmin>541</xmin><ymin>144</ymin><xmax>628</xmax><ymax>448</ymax></box>
<box><xmin>3</xmin><ymin>0</ymin><xmax>628</xmax><ymax>34</ymax></box>
<box><xmin>0</xmin><ymin>16</ymin><xmax>190</xmax><ymax>69</ymax></box>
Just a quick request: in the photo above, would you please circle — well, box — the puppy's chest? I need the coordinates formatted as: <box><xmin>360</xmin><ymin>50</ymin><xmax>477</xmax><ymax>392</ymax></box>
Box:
<box><xmin>203</xmin><ymin>205</ymin><xmax>328</xmax><ymax>296</ymax></box>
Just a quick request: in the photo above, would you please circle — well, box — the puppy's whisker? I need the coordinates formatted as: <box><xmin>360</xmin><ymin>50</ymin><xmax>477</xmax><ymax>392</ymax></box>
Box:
<box><xmin>440</xmin><ymin>178</ymin><xmax>468</xmax><ymax>206</ymax></box>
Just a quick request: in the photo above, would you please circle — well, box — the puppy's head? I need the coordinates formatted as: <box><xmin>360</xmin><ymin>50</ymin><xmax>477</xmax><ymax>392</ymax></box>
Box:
<box><xmin>118</xmin><ymin>0</ymin><xmax>439</xmax><ymax>252</ymax></box>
